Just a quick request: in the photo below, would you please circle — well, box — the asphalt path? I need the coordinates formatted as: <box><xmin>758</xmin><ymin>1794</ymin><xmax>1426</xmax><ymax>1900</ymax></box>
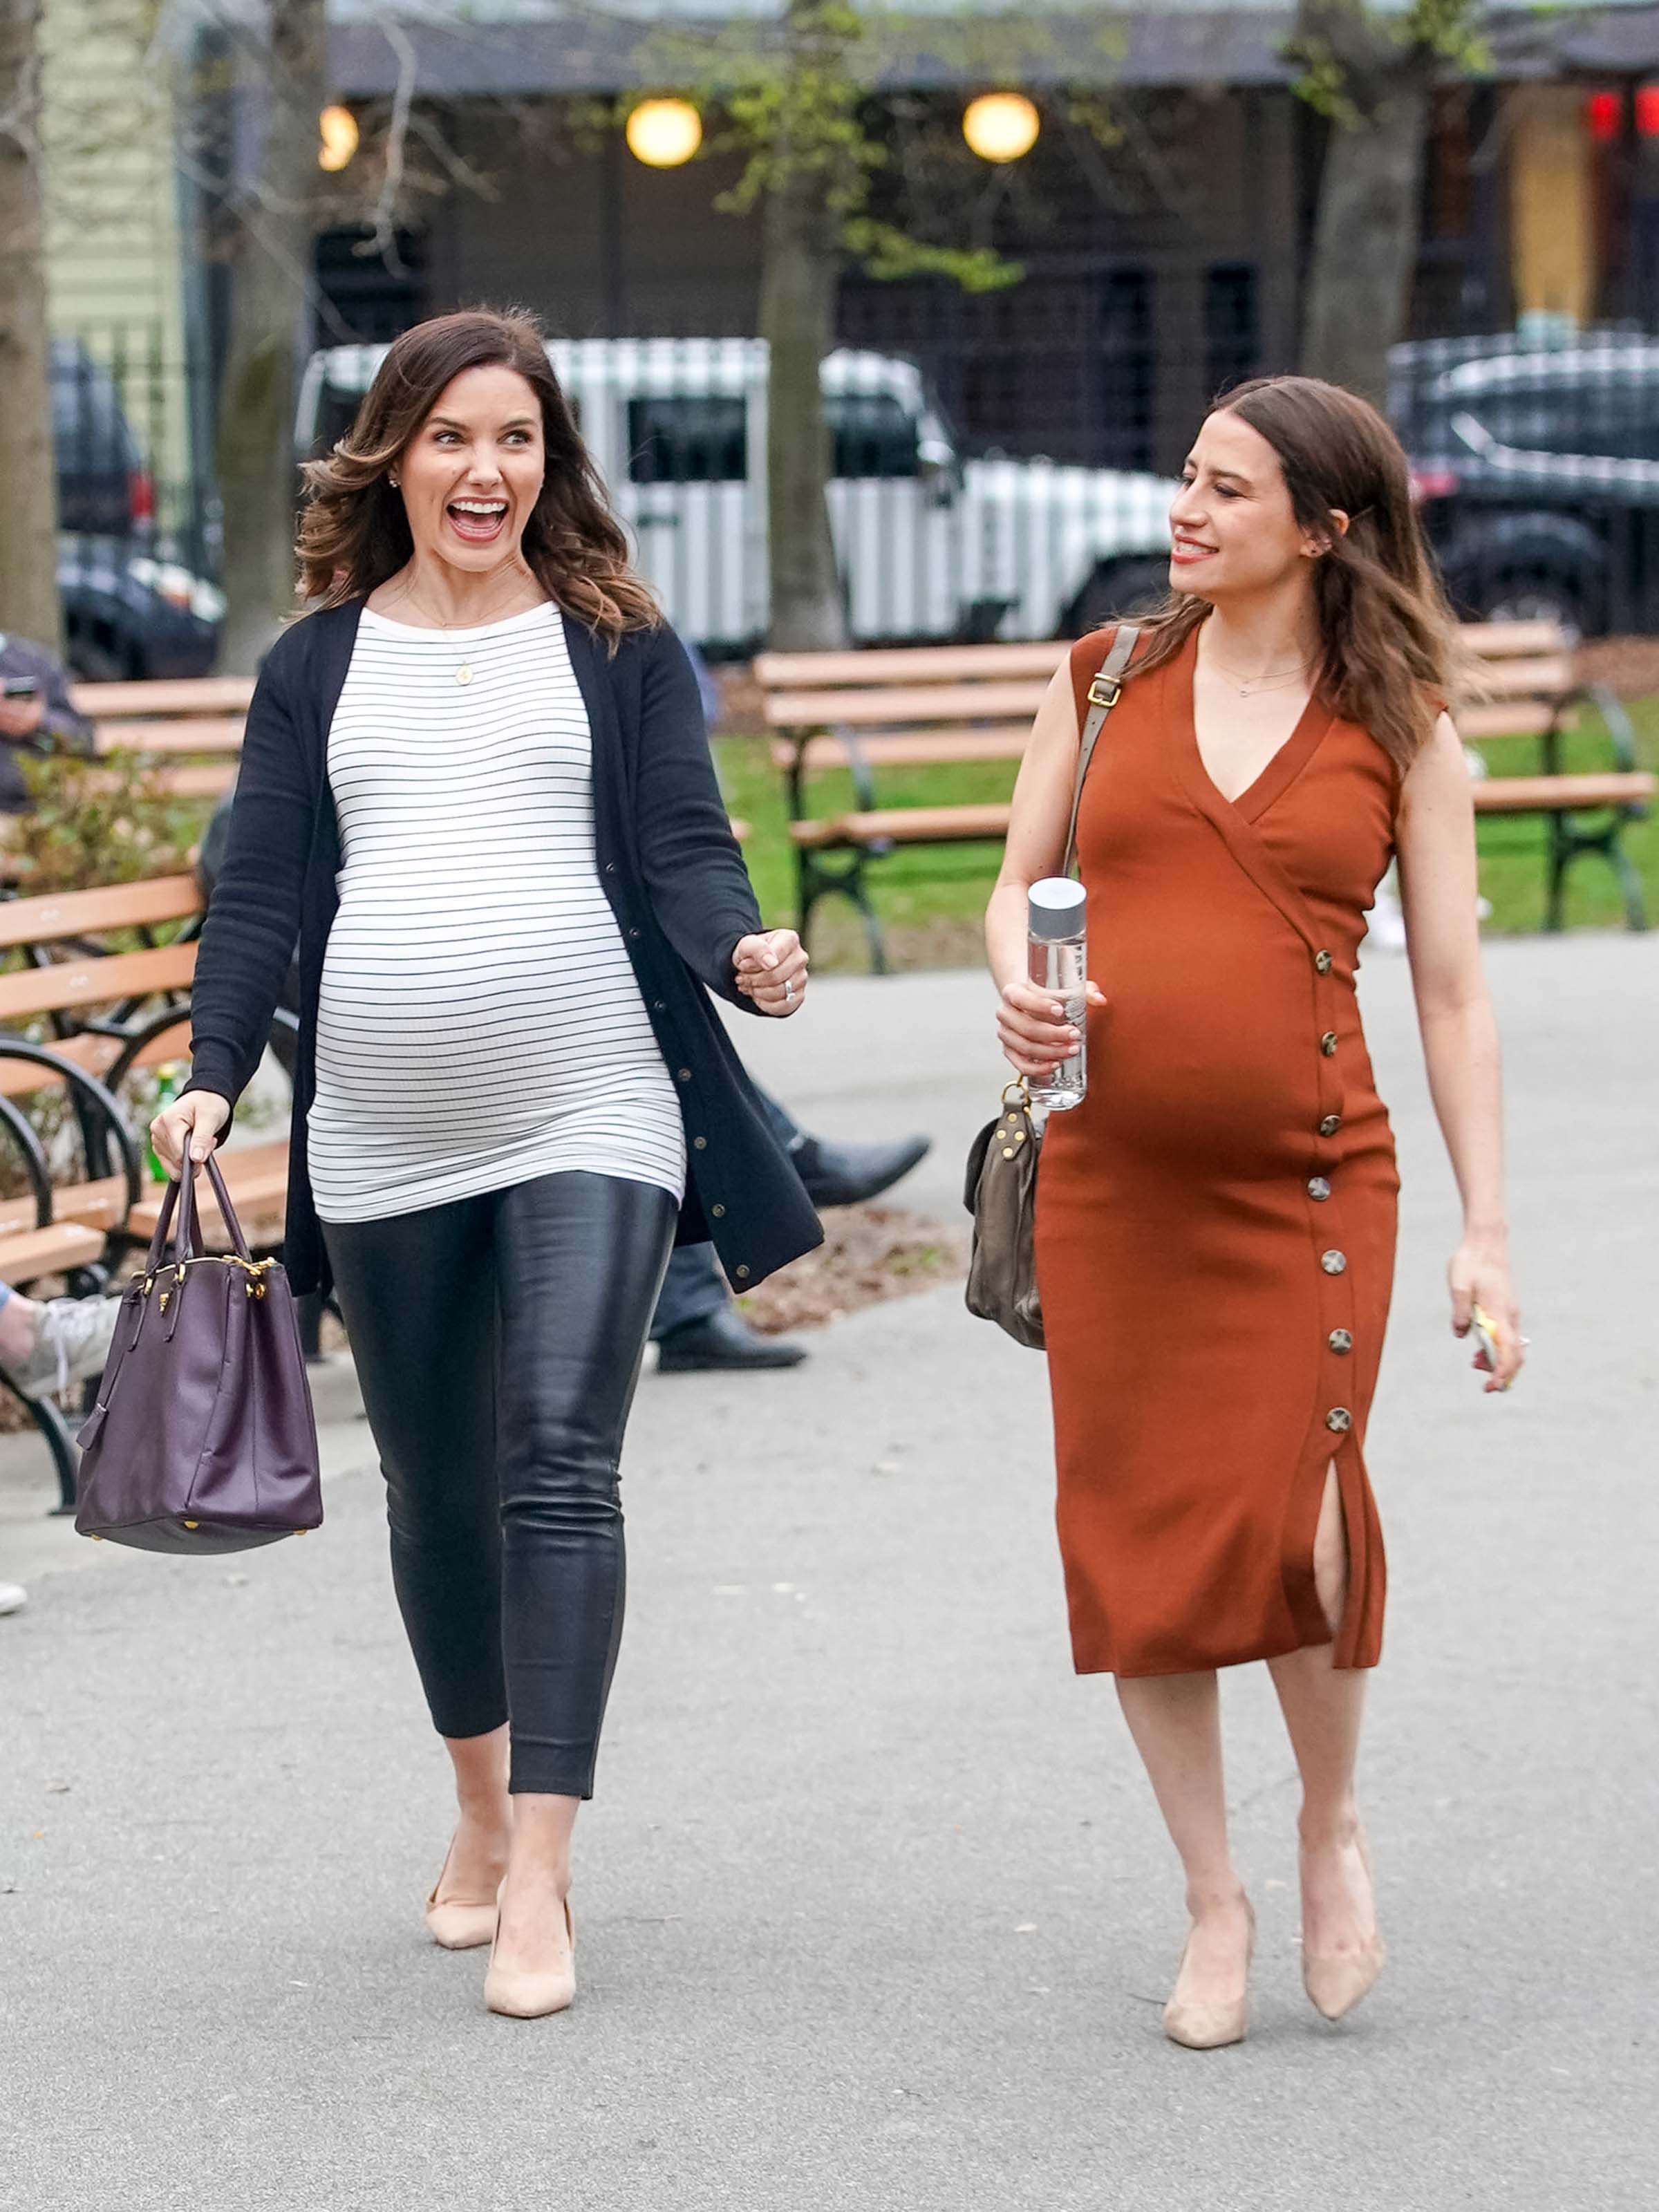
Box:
<box><xmin>1</xmin><ymin>936</ymin><xmax>1653</xmax><ymax>2210</ymax></box>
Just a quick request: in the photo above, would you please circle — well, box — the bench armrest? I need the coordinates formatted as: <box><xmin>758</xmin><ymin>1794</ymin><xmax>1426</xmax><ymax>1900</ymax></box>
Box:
<box><xmin>1549</xmin><ymin>682</ymin><xmax>1642</xmax><ymax>777</ymax></box>
<box><xmin>0</xmin><ymin>1038</ymin><xmax>143</xmax><ymax>1221</ymax></box>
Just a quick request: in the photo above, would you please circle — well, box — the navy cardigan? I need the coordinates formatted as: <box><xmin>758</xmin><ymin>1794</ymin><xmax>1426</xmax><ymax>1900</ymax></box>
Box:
<box><xmin>183</xmin><ymin>599</ymin><xmax>823</xmax><ymax>1299</ymax></box>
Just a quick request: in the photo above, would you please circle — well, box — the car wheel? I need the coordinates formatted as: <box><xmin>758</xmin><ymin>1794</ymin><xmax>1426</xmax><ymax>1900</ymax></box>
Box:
<box><xmin>63</xmin><ymin>632</ymin><xmax>132</xmax><ymax>683</ymax></box>
<box><xmin>1470</xmin><ymin>574</ymin><xmax>1588</xmax><ymax>646</ymax></box>
<box><xmin>1065</xmin><ymin>558</ymin><xmax>1170</xmax><ymax>637</ymax></box>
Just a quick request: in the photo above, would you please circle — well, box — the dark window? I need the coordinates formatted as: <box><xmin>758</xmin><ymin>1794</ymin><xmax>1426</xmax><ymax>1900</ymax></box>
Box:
<box><xmin>627</xmin><ymin>396</ymin><xmax>747</xmax><ymax>484</ymax></box>
<box><xmin>827</xmin><ymin>391</ymin><xmax>921</xmax><ymax>478</ymax></box>
<box><xmin>1205</xmin><ymin>264</ymin><xmax>1259</xmax><ymax>402</ymax></box>
<box><xmin>313</xmin><ymin>228</ymin><xmax>429</xmax><ymax>344</ymax></box>
<box><xmin>1460</xmin><ymin>376</ymin><xmax>1659</xmax><ymax>462</ymax></box>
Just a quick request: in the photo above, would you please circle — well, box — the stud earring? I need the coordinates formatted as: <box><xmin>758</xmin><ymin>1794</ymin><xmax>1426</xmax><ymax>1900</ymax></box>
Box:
<box><xmin>388</xmin><ymin>473</ymin><xmax>400</xmax><ymax>489</ymax></box>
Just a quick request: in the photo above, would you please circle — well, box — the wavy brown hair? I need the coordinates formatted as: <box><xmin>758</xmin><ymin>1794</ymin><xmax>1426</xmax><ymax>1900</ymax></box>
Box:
<box><xmin>1124</xmin><ymin>375</ymin><xmax>1462</xmax><ymax>771</ymax></box>
<box><xmin>297</xmin><ymin>307</ymin><xmax>658</xmax><ymax>641</ymax></box>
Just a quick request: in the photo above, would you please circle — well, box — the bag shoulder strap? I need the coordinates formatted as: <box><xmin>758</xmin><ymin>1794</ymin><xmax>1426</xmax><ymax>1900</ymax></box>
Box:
<box><xmin>1062</xmin><ymin>622</ymin><xmax>1141</xmax><ymax>877</ymax></box>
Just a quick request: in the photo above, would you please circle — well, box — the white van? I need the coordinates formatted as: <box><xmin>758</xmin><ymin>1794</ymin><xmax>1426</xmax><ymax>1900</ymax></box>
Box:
<box><xmin>296</xmin><ymin>337</ymin><xmax>1177</xmax><ymax>650</ymax></box>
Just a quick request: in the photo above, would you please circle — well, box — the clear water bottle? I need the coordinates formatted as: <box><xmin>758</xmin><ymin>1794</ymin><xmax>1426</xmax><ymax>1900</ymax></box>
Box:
<box><xmin>1027</xmin><ymin>879</ymin><xmax>1088</xmax><ymax>1111</ymax></box>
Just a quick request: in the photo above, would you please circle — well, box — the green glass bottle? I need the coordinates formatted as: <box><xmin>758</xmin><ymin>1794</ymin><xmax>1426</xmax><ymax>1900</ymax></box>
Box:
<box><xmin>147</xmin><ymin>1062</ymin><xmax>182</xmax><ymax>1183</ymax></box>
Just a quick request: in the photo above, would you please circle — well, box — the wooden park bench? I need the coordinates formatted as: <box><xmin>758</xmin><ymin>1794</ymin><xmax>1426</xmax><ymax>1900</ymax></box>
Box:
<box><xmin>66</xmin><ymin>674</ymin><xmax>252</xmax><ymax>805</ymax></box>
<box><xmin>755</xmin><ymin>619</ymin><xmax>1654</xmax><ymax>968</ymax></box>
<box><xmin>0</xmin><ymin>874</ymin><xmax>294</xmax><ymax>1502</ymax></box>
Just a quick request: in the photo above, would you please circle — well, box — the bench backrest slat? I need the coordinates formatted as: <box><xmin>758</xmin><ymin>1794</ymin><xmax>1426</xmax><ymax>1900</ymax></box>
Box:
<box><xmin>765</xmin><ymin>679</ymin><xmax>1052</xmax><ymax>729</ymax></box>
<box><xmin>94</xmin><ymin>717</ymin><xmax>245</xmax><ymax>756</ymax></box>
<box><xmin>0</xmin><ymin>874</ymin><xmax>203</xmax><ymax>950</ymax></box>
<box><xmin>68</xmin><ymin>677</ymin><xmax>256</xmax><ymax>720</ymax></box>
<box><xmin>0</xmin><ymin>940</ymin><xmax>197</xmax><ymax>1021</ymax></box>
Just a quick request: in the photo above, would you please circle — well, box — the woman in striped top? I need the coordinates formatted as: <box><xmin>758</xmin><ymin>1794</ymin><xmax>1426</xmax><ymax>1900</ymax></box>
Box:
<box><xmin>152</xmin><ymin>310</ymin><xmax>818</xmax><ymax>2020</ymax></box>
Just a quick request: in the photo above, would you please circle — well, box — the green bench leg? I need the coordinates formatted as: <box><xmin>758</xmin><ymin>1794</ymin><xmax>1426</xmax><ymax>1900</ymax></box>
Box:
<box><xmin>1546</xmin><ymin>816</ymin><xmax>1649</xmax><ymax>932</ymax></box>
<box><xmin>796</xmin><ymin>847</ymin><xmax>890</xmax><ymax>975</ymax></box>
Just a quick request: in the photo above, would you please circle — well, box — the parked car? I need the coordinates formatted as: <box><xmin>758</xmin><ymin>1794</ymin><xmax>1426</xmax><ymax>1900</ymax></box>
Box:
<box><xmin>58</xmin><ymin>543</ymin><xmax>222</xmax><ymax>682</ymax></box>
<box><xmin>297</xmin><ymin>338</ymin><xmax>1177</xmax><ymax>648</ymax></box>
<box><xmin>46</xmin><ymin>339</ymin><xmax>222</xmax><ymax>678</ymax></box>
<box><xmin>1398</xmin><ymin>337</ymin><xmax>1659</xmax><ymax>636</ymax></box>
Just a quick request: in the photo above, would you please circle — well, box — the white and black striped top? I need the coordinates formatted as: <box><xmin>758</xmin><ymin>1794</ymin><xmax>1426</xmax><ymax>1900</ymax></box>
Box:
<box><xmin>308</xmin><ymin>601</ymin><xmax>686</xmax><ymax>1223</ymax></box>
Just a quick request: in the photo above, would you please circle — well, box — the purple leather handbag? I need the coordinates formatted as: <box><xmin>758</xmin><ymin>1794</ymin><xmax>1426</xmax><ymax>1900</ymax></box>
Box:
<box><xmin>74</xmin><ymin>1154</ymin><xmax>322</xmax><ymax>1553</ymax></box>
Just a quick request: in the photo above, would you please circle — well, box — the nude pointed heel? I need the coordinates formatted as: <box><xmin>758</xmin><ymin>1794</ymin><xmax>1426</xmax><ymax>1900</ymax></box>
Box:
<box><xmin>423</xmin><ymin>1836</ymin><xmax>502</xmax><ymax>1951</ymax></box>
<box><xmin>485</xmin><ymin>1884</ymin><xmax>577</xmax><ymax>2019</ymax></box>
<box><xmin>1163</xmin><ymin>1898</ymin><xmax>1255</xmax><ymax>2050</ymax></box>
<box><xmin>1302</xmin><ymin>1828</ymin><xmax>1385</xmax><ymax>2023</ymax></box>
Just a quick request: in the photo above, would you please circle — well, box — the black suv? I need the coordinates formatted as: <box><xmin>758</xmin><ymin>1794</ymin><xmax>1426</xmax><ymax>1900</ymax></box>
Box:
<box><xmin>48</xmin><ymin>339</ymin><xmax>220</xmax><ymax>679</ymax></box>
<box><xmin>1397</xmin><ymin>337</ymin><xmax>1659</xmax><ymax>637</ymax></box>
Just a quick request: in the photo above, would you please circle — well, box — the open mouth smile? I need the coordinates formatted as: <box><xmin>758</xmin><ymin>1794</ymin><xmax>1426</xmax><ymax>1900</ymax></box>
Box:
<box><xmin>1170</xmin><ymin>533</ymin><xmax>1218</xmax><ymax>565</ymax></box>
<box><xmin>446</xmin><ymin>498</ymin><xmax>509</xmax><ymax>545</ymax></box>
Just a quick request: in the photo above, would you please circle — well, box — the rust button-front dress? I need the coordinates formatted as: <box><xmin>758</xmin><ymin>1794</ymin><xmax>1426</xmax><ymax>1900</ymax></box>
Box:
<box><xmin>1033</xmin><ymin>627</ymin><xmax>1401</xmax><ymax>1678</ymax></box>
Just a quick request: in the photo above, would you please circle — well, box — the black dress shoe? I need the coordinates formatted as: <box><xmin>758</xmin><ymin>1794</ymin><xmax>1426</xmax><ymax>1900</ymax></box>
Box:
<box><xmin>790</xmin><ymin>1132</ymin><xmax>932</xmax><ymax>1210</ymax></box>
<box><xmin>656</xmin><ymin>1306</ymin><xmax>808</xmax><ymax>1372</ymax></box>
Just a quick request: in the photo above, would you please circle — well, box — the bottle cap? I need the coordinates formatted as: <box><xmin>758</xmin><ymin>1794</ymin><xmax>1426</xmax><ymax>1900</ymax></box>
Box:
<box><xmin>1028</xmin><ymin>877</ymin><xmax>1087</xmax><ymax>940</ymax></box>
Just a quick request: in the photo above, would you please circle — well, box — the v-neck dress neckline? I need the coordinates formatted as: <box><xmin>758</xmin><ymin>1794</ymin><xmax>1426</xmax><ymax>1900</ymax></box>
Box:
<box><xmin>1179</xmin><ymin>629</ymin><xmax>1335</xmax><ymax>825</ymax></box>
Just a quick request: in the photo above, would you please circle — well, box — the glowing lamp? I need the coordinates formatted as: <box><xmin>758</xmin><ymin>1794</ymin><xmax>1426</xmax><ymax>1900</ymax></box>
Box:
<box><xmin>963</xmin><ymin>93</ymin><xmax>1040</xmax><ymax>165</ymax></box>
<box><xmin>319</xmin><ymin>105</ymin><xmax>359</xmax><ymax>174</ymax></box>
<box><xmin>626</xmin><ymin>100</ymin><xmax>702</xmax><ymax>169</ymax></box>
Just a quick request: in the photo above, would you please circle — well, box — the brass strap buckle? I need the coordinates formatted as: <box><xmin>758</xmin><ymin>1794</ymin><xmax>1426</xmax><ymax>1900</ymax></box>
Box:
<box><xmin>1087</xmin><ymin>674</ymin><xmax>1122</xmax><ymax>709</ymax></box>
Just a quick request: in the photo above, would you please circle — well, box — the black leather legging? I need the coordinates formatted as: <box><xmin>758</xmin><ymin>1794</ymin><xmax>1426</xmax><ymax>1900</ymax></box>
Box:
<box><xmin>322</xmin><ymin>1172</ymin><xmax>677</xmax><ymax>1798</ymax></box>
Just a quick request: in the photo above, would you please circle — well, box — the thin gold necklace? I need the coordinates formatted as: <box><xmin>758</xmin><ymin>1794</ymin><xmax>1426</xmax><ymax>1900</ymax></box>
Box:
<box><xmin>1207</xmin><ymin>652</ymin><xmax>1317</xmax><ymax>700</ymax></box>
<box><xmin>389</xmin><ymin>568</ymin><xmax>541</xmax><ymax>686</ymax></box>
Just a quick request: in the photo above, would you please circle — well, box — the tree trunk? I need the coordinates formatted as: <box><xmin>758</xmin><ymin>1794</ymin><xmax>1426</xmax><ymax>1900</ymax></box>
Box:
<box><xmin>760</xmin><ymin>172</ymin><xmax>847</xmax><ymax>650</ymax></box>
<box><xmin>1297</xmin><ymin>2</ymin><xmax>1435</xmax><ymax>411</ymax></box>
<box><xmin>0</xmin><ymin>0</ymin><xmax>63</xmax><ymax>651</ymax></box>
<box><xmin>214</xmin><ymin>0</ymin><xmax>326</xmax><ymax>675</ymax></box>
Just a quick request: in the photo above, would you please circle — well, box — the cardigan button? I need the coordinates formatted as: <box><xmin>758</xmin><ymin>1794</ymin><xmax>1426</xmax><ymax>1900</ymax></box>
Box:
<box><xmin>711</xmin><ymin>1203</ymin><xmax>725</xmax><ymax>1218</ymax></box>
<box><xmin>693</xmin><ymin>1135</ymin><xmax>707</xmax><ymax>1150</ymax></box>
<box><xmin>653</xmin><ymin>1000</ymin><xmax>666</xmax><ymax>1013</ymax></box>
<box><xmin>677</xmin><ymin>1067</ymin><xmax>692</xmax><ymax>1083</ymax></box>
<box><xmin>603</xmin><ymin>862</ymin><xmax>617</xmax><ymax>876</ymax></box>
<box><xmin>627</xmin><ymin>926</ymin><xmax>641</xmax><ymax>941</ymax></box>
<box><xmin>734</xmin><ymin>1264</ymin><xmax>750</xmax><ymax>1280</ymax></box>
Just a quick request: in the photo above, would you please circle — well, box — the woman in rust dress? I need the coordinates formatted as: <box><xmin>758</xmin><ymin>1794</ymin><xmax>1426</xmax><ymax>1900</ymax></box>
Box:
<box><xmin>986</xmin><ymin>377</ymin><xmax>1524</xmax><ymax>2048</ymax></box>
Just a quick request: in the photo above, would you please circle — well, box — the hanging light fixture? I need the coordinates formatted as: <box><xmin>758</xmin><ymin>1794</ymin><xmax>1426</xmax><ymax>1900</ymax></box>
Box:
<box><xmin>963</xmin><ymin>93</ymin><xmax>1040</xmax><ymax>165</ymax></box>
<box><xmin>318</xmin><ymin>105</ymin><xmax>360</xmax><ymax>174</ymax></box>
<box><xmin>626</xmin><ymin>99</ymin><xmax>703</xmax><ymax>169</ymax></box>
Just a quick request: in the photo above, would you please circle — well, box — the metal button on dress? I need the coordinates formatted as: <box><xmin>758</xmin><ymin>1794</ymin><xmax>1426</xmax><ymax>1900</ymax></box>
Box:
<box><xmin>1308</xmin><ymin>1176</ymin><xmax>1331</xmax><ymax>1201</ymax></box>
<box><xmin>1315</xmin><ymin>950</ymin><xmax>1333</xmax><ymax>975</ymax></box>
<box><xmin>1329</xmin><ymin>1329</ymin><xmax>1353</xmax><ymax>1354</ymax></box>
<box><xmin>1319</xmin><ymin>1113</ymin><xmax>1342</xmax><ymax>1137</ymax></box>
<box><xmin>1321</xmin><ymin>1249</ymin><xmax>1347</xmax><ymax>1275</ymax></box>
<box><xmin>1320</xmin><ymin>1031</ymin><xmax>1338</xmax><ymax>1056</ymax></box>
<box><xmin>1325</xmin><ymin>1407</ymin><xmax>1353</xmax><ymax>1433</ymax></box>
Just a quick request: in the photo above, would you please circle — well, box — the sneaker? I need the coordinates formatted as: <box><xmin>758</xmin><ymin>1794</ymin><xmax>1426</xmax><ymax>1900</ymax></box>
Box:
<box><xmin>0</xmin><ymin>1295</ymin><xmax>121</xmax><ymax>1400</ymax></box>
<box><xmin>0</xmin><ymin>1582</ymin><xmax>26</xmax><ymax>1618</ymax></box>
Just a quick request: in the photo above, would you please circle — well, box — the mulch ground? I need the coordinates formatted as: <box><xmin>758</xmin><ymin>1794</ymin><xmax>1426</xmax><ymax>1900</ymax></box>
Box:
<box><xmin>736</xmin><ymin>1202</ymin><xmax>968</xmax><ymax>1336</ymax></box>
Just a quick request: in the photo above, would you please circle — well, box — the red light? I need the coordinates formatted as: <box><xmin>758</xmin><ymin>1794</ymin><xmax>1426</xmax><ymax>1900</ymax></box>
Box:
<box><xmin>1587</xmin><ymin>89</ymin><xmax>1622</xmax><ymax>144</ymax></box>
<box><xmin>1409</xmin><ymin>467</ymin><xmax>1459</xmax><ymax>505</ymax></box>
<box><xmin>1638</xmin><ymin>85</ymin><xmax>1659</xmax><ymax>138</ymax></box>
<box><xmin>127</xmin><ymin>468</ymin><xmax>155</xmax><ymax>523</ymax></box>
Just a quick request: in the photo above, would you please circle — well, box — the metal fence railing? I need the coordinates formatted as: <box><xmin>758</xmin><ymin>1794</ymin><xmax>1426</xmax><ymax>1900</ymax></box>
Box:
<box><xmin>44</xmin><ymin>314</ymin><xmax>1659</xmax><ymax>671</ymax></box>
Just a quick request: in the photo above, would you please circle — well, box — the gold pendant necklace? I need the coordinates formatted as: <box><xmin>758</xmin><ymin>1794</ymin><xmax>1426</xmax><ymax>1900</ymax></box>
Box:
<box><xmin>393</xmin><ymin>568</ymin><xmax>536</xmax><ymax>686</ymax></box>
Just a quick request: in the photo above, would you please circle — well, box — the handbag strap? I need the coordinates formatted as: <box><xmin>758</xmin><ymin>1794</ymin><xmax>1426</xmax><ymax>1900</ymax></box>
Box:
<box><xmin>143</xmin><ymin>1152</ymin><xmax>253</xmax><ymax>1277</ymax></box>
<box><xmin>1062</xmin><ymin>622</ymin><xmax>1141</xmax><ymax>878</ymax></box>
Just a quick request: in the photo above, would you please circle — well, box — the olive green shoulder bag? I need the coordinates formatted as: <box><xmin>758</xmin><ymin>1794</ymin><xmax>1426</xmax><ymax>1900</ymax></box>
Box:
<box><xmin>962</xmin><ymin>623</ymin><xmax>1140</xmax><ymax>1348</ymax></box>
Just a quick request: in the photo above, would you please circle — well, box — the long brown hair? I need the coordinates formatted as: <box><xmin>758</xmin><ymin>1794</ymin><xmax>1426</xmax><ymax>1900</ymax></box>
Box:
<box><xmin>297</xmin><ymin>307</ymin><xmax>658</xmax><ymax>640</ymax></box>
<box><xmin>1128</xmin><ymin>375</ymin><xmax>1460</xmax><ymax>771</ymax></box>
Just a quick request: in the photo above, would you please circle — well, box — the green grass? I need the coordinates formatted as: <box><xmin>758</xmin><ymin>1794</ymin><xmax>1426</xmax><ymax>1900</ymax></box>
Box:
<box><xmin>715</xmin><ymin>695</ymin><xmax>1658</xmax><ymax>970</ymax></box>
